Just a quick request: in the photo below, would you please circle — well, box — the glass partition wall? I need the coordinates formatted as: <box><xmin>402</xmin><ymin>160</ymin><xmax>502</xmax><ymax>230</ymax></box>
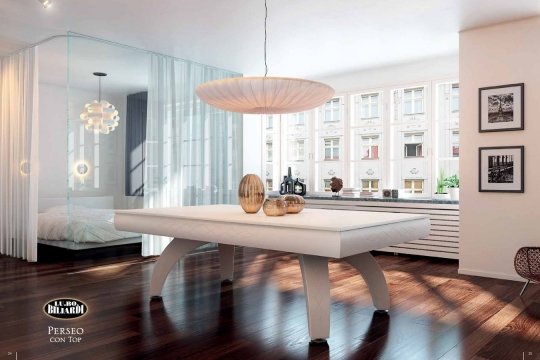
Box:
<box><xmin>60</xmin><ymin>34</ymin><xmax>242</xmax><ymax>249</ymax></box>
<box><xmin>66</xmin><ymin>35</ymin><xmax>149</xmax><ymax>245</ymax></box>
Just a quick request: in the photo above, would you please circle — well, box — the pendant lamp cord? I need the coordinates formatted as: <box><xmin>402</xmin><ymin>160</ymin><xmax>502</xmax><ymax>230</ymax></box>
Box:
<box><xmin>98</xmin><ymin>77</ymin><xmax>102</xmax><ymax>102</ymax></box>
<box><xmin>264</xmin><ymin>0</ymin><xmax>268</xmax><ymax>77</ymax></box>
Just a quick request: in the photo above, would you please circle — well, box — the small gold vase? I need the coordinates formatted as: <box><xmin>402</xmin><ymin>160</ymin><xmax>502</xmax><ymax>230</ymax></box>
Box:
<box><xmin>263</xmin><ymin>199</ymin><xmax>287</xmax><ymax>216</ymax></box>
<box><xmin>238</xmin><ymin>174</ymin><xmax>265</xmax><ymax>213</ymax></box>
<box><xmin>280</xmin><ymin>194</ymin><xmax>305</xmax><ymax>214</ymax></box>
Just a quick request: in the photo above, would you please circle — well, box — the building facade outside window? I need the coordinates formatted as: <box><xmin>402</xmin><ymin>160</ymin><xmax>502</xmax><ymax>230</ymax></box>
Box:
<box><xmin>261</xmin><ymin>80</ymin><xmax>458</xmax><ymax>195</ymax></box>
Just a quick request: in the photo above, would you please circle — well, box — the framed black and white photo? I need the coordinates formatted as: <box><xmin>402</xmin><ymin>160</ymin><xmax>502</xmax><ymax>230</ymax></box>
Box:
<box><xmin>479</xmin><ymin>146</ymin><xmax>524</xmax><ymax>193</ymax></box>
<box><xmin>479</xmin><ymin>83</ymin><xmax>524</xmax><ymax>132</ymax></box>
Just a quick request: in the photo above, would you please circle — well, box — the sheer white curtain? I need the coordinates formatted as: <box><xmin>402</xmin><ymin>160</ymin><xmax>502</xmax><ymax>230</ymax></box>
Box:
<box><xmin>143</xmin><ymin>54</ymin><xmax>242</xmax><ymax>256</ymax></box>
<box><xmin>0</xmin><ymin>48</ymin><xmax>39</xmax><ymax>262</ymax></box>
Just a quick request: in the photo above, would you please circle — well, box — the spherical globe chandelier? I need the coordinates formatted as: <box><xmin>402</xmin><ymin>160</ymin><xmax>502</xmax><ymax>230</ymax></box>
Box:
<box><xmin>80</xmin><ymin>72</ymin><xmax>120</xmax><ymax>134</ymax></box>
<box><xmin>196</xmin><ymin>0</ymin><xmax>334</xmax><ymax>115</ymax></box>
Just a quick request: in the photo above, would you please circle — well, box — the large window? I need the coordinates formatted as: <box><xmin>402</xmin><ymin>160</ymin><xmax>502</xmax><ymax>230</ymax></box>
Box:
<box><xmin>361</xmin><ymin>135</ymin><xmax>379</xmax><ymax>160</ymax></box>
<box><xmin>404</xmin><ymin>179</ymin><xmax>424</xmax><ymax>194</ymax></box>
<box><xmin>362</xmin><ymin>179</ymin><xmax>379</xmax><ymax>193</ymax></box>
<box><xmin>404</xmin><ymin>133</ymin><xmax>424</xmax><ymax>158</ymax></box>
<box><xmin>404</xmin><ymin>88</ymin><xmax>424</xmax><ymax>114</ymax></box>
<box><xmin>324</xmin><ymin>98</ymin><xmax>341</xmax><ymax>122</ymax></box>
<box><xmin>262</xmin><ymin>80</ymin><xmax>459</xmax><ymax>196</ymax></box>
<box><xmin>359</xmin><ymin>94</ymin><xmax>379</xmax><ymax>119</ymax></box>
<box><xmin>289</xmin><ymin>140</ymin><xmax>305</xmax><ymax>161</ymax></box>
<box><xmin>324</xmin><ymin>138</ymin><xmax>340</xmax><ymax>160</ymax></box>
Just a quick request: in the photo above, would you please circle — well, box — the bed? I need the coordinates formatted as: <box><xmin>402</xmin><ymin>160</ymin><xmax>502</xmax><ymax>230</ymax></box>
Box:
<box><xmin>37</xmin><ymin>196</ymin><xmax>141</xmax><ymax>261</ymax></box>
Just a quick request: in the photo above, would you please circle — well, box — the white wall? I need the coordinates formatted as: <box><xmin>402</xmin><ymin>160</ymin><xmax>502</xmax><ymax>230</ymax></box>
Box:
<box><xmin>315</xmin><ymin>55</ymin><xmax>458</xmax><ymax>94</ymax></box>
<box><xmin>459</xmin><ymin>17</ymin><xmax>540</xmax><ymax>281</ymax></box>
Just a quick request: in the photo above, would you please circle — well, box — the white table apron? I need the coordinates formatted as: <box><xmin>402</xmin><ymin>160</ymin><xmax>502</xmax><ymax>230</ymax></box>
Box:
<box><xmin>114</xmin><ymin>205</ymin><xmax>430</xmax><ymax>343</ymax></box>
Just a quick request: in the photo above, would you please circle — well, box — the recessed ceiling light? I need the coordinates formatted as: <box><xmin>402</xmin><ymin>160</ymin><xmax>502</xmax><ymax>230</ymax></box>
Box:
<box><xmin>38</xmin><ymin>0</ymin><xmax>52</xmax><ymax>9</ymax></box>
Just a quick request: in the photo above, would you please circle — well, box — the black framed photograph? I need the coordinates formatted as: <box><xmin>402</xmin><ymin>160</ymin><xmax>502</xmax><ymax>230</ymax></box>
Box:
<box><xmin>479</xmin><ymin>83</ymin><xmax>524</xmax><ymax>132</ymax></box>
<box><xmin>479</xmin><ymin>146</ymin><xmax>524</xmax><ymax>193</ymax></box>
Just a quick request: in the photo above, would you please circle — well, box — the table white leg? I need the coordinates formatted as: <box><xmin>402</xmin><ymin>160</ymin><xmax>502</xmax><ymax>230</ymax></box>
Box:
<box><xmin>218</xmin><ymin>244</ymin><xmax>235</xmax><ymax>282</ymax></box>
<box><xmin>150</xmin><ymin>238</ymin><xmax>208</xmax><ymax>298</ymax></box>
<box><xmin>299</xmin><ymin>255</ymin><xmax>330</xmax><ymax>343</ymax></box>
<box><xmin>344</xmin><ymin>252</ymin><xmax>390</xmax><ymax>311</ymax></box>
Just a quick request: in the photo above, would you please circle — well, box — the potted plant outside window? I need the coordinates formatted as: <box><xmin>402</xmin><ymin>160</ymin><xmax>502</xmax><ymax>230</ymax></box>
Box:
<box><xmin>433</xmin><ymin>169</ymin><xmax>450</xmax><ymax>200</ymax></box>
<box><xmin>445</xmin><ymin>174</ymin><xmax>459</xmax><ymax>201</ymax></box>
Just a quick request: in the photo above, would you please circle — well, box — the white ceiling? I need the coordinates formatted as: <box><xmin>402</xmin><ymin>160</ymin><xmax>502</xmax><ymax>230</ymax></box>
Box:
<box><xmin>1</xmin><ymin>0</ymin><xmax>540</xmax><ymax>79</ymax></box>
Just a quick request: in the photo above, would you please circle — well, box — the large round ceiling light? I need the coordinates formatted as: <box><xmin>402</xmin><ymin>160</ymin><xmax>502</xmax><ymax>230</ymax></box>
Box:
<box><xmin>196</xmin><ymin>0</ymin><xmax>334</xmax><ymax>114</ymax></box>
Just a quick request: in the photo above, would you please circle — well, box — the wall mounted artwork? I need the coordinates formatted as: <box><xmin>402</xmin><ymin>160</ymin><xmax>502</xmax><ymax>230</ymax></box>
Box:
<box><xmin>479</xmin><ymin>83</ymin><xmax>524</xmax><ymax>132</ymax></box>
<box><xmin>479</xmin><ymin>146</ymin><xmax>524</xmax><ymax>193</ymax></box>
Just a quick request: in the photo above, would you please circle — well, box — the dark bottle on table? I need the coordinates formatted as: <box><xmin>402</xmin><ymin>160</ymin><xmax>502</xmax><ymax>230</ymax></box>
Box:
<box><xmin>293</xmin><ymin>178</ymin><xmax>306</xmax><ymax>196</ymax></box>
<box><xmin>279</xmin><ymin>167</ymin><xmax>295</xmax><ymax>195</ymax></box>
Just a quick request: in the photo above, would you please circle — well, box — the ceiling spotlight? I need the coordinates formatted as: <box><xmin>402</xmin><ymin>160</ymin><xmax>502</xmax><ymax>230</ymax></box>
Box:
<box><xmin>38</xmin><ymin>0</ymin><xmax>52</xmax><ymax>8</ymax></box>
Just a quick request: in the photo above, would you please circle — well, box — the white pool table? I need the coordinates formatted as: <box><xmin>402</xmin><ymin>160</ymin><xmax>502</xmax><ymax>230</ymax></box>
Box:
<box><xmin>114</xmin><ymin>204</ymin><xmax>430</xmax><ymax>343</ymax></box>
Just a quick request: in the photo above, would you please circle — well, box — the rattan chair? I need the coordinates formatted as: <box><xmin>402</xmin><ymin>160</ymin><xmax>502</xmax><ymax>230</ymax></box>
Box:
<box><xmin>514</xmin><ymin>247</ymin><xmax>540</xmax><ymax>296</ymax></box>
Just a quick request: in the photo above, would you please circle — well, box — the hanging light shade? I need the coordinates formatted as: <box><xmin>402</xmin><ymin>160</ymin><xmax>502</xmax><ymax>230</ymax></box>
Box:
<box><xmin>80</xmin><ymin>72</ymin><xmax>120</xmax><ymax>134</ymax></box>
<box><xmin>196</xmin><ymin>76</ymin><xmax>334</xmax><ymax>114</ymax></box>
<box><xmin>196</xmin><ymin>0</ymin><xmax>334</xmax><ymax>114</ymax></box>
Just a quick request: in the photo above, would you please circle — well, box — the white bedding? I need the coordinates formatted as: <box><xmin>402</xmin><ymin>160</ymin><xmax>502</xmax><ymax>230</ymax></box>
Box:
<box><xmin>38</xmin><ymin>206</ymin><xmax>139</xmax><ymax>243</ymax></box>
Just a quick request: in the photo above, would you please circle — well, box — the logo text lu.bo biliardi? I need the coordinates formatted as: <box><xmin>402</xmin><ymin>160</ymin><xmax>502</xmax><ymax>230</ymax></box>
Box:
<box><xmin>47</xmin><ymin>300</ymin><xmax>85</xmax><ymax>315</ymax></box>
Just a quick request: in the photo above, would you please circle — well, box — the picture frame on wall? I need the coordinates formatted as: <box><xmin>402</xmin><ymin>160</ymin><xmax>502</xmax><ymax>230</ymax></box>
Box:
<box><xmin>479</xmin><ymin>83</ymin><xmax>524</xmax><ymax>132</ymax></box>
<box><xmin>479</xmin><ymin>146</ymin><xmax>524</xmax><ymax>193</ymax></box>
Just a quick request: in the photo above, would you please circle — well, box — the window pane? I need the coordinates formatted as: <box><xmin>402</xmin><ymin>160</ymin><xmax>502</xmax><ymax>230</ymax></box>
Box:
<box><xmin>415</xmin><ymin>99</ymin><xmax>423</xmax><ymax>113</ymax></box>
<box><xmin>404</xmin><ymin>100</ymin><xmax>412</xmax><ymax>114</ymax></box>
<box><xmin>361</xmin><ymin>104</ymin><xmax>369</xmax><ymax>118</ymax></box>
<box><xmin>371</xmin><ymin>103</ymin><xmax>378</xmax><ymax>117</ymax></box>
<box><xmin>325</xmin><ymin>148</ymin><xmax>331</xmax><ymax>159</ymax></box>
<box><xmin>404</xmin><ymin>90</ymin><xmax>412</xmax><ymax>100</ymax></box>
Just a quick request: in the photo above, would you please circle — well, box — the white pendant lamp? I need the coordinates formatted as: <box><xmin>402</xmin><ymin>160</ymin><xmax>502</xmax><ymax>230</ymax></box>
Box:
<box><xmin>80</xmin><ymin>72</ymin><xmax>120</xmax><ymax>135</ymax></box>
<box><xmin>196</xmin><ymin>0</ymin><xmax>334</xmax><ymax>115</ymax></box>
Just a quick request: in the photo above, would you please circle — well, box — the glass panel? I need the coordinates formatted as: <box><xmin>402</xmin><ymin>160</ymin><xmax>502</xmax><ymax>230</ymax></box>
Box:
<box><xmin>404</xmin><ymin>101</ymin><xmax>412</xmax><ymax>114</ymax></box>
<box><xmin>415</xmin><ymin>99</ymin><xmax>423</xmax><ymax>113</ymax></box>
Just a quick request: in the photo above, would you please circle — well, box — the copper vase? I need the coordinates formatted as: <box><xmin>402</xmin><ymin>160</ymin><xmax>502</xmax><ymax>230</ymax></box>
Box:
<box><xmin>238</xmin><ymin>174</ymin><xmax>265</xmax><ymax>213</ymax></box>
<box><xmin>263</xmin><ymin>199</ymin><xmax>287</xmax><ymax>216</ymax></box>
<box><xmin>280</xmin><ymin>194</ymin><xmax>305</xmax><ymax>214</ymax></box>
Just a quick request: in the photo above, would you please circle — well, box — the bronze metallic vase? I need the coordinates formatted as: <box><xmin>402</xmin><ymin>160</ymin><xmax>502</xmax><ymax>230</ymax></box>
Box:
<box><xmin>238</xmin><ymin>174</ymin><xmax>265</xmax><ymax>213</ymax></box>
<box><xmin>263</xmin><ymin>198</ymin><xmax>287</xmax><ymax>216</ymax></box>
<box><xmin>279</xmin><ymin>194</ymin><xmax>305</xmax><ymax>214</ymax></box>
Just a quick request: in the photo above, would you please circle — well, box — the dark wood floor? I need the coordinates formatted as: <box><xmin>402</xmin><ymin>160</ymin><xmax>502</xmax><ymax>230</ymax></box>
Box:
<box><xmin>1</xmin><ymin>248</ymin><xmax>539</xmax><ymax>360</ymax></box>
